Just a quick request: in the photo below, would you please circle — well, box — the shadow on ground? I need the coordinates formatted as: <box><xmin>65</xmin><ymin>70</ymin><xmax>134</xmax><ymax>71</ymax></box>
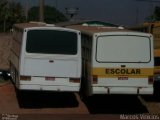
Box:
<box><xmin>17</xmin><ymin>91</ymin><xmax>79</xmax><ymax>108</ymax></box>
<box><xmin>141</xmin><ymin>81</ymin><xmax>160</xmax><ymax>102</ymax></box>
<box><xmin>83</xmin><ymin>94</ymin><xmax>148</xmax><ymax>114</ymax></box>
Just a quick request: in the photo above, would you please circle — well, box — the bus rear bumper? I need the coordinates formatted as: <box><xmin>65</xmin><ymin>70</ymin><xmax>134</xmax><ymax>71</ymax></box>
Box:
<box><xmin>18</xmin><ymin>84</ymin><xmax>80</xmax><ymax>92</ymax></box>
<box><xmin>92</xmin><ymin>87</ymin><xmax>153</xmax><ymax>95</ymax></box>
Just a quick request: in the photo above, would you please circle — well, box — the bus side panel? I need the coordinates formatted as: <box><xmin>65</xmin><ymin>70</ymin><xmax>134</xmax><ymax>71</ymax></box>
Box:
<box><xmin>81</xmin><ymin>34</ymin><xmax>93</xmax><ymax>96</ymax></box>
<box><xmin>10</xmin><ymin>29</ymin><xmax>23</xmax><ymax>88</ymax></box>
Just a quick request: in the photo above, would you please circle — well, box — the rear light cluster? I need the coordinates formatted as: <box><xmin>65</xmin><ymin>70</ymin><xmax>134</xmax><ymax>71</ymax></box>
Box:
<box><xmin>148</xmin><ymin>76</ymin><xmax>154</xmax><ymax>84</ymax></box>
<box><xmin>92</xmin><ymin>75</ymin><xmax>98</xmax><ymax>84</ymax></box>
<box><xmin>20</xmin><ymin>76</ymin><xmax>31</xmax><ymax>81</ymax></box>
<box><xmin>69</xmin><ymin>78</ymin><xmax>80</xmax><ymax>83</ymax></box>
<box><xmin>155</xmin><ymin>71</ymin><xmax>160</xmax><ymax>75</ymax></box>
<box><xmin>20</xmin><ymin>76</ymin><xmax>81</xmax><ymax>83</ymax></box>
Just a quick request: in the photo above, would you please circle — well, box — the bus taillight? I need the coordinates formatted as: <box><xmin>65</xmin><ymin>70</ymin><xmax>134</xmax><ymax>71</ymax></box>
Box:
<box><xmin>148</xmin><ymin>76</ymin><xmax>154</xmax><ymax>84</ymax></box>
<box><xmin>92</xmin><ymin>75</ymin><xmax>98</xmax><ymax>84</ymax></box>
<box><xmin>20</xmin><ymin>76</ymin><xmax>31</xmax><ymax>81</ymax></box>
<box><xmin>69</xmin><ymin>78</ymin><xmax>80</xmax><ymax>83</ymax></box>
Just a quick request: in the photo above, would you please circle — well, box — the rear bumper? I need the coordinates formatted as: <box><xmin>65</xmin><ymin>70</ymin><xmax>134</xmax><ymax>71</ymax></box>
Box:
<box><xmin>17</xmin><ymin>78</ymin><xmax>81</xmax><ymax>92</ymax></box>
<box><xmin>92</xmin><ymin>86</ymin><xmax>153</xmax><ymax>95</ymax></box>
<box><xmin>18</xmin><ymin>84</ymin><xmax>80</xmax><ymax>92</ymax></box>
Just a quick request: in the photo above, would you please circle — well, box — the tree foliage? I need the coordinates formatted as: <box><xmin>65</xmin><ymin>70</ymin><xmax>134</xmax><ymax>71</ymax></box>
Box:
<box><xmin>0</xmin><ymin>0</ymin><xmax>7</xmax><ymax>11</ymax></box>
<box><xmin>0</xmin><ymin>1</ymin><xmax>68</xmax><ymax>32</ymax></box>
<box><xmin>146</xmin><ymin>6</ymin><xmax>160</xmax><ymax>22</ymax></box>
<box><xmin>0</xmin><ymin>0</ymin><xmax>25</xmax><ymax>32</ymax></box>
<box><xmin>28</xmin><ymin>5</ymin><xmax>68</xmax><ymax>23</ymax></box>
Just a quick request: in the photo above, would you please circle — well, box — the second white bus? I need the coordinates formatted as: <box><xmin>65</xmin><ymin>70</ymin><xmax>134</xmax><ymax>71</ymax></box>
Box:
<box><xmin>68</xmin><ymin>25</ymin><xmax>154</xmax><ymax>96</ymax></box>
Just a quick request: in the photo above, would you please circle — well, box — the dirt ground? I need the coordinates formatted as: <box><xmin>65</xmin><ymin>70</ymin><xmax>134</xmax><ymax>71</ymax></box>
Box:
<box><xmin>0</xmin><ymin>82</ymin><xmax>119</xmax><ymax>120</ymax></box>
<box><xmin>0</xmin><ymin>82</ymin><xmax>89</xmax><ymax>114</ymax></box>
<box><xmin>0</xmin><ymin>33</ymin><xmax>11</xmax><ymax>71</ymax></box>
<box><xmin>0</xmin><ymin>82</ymin><xmax>160</xmax><ymax>120</ymax></box>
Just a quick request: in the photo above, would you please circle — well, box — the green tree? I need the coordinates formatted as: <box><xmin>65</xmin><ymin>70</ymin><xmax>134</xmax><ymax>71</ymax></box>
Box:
<box><xmin>146</xmin><ymin>6</ymin><xmax>160</xmax><ymax>22</ymax></box>
<box><xmin>9</xmin><ymin>2</ymin><xmax>25</xmax><ymax>23</ymax></box>
<box><xmin>1</xmin><ymin>7</ymin><xmax>11</xmax><ymax>32</ymax></box>
<box><xmin>0</xmin><ymin>1</ymin><xmax>25</xmax><ymax>32</ymax></box>
<box><xmin>0</xmin><ymin>0</ymin><xmax>8</xmax><ymax>31</ymax></box>
<box><xmin>0</xmin><ymin>0</ymin><xmax>8</xmax><ymax>12</ymax></box>
<box><xmin>28</xmin><ymin>5</ymin><xmax>68</xmax><ymax>23</ymax></box>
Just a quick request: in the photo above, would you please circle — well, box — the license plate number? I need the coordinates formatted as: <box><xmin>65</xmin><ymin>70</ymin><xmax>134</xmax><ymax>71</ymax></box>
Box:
<box><xmin>45</xmin><ymin>77</ymin><xmax>55</xmax><ymax>81</ymax></box>
<box><xmin>118</xmin><ymin>77</ymin><xmax>128</xmax><ymax>80</ymax></box>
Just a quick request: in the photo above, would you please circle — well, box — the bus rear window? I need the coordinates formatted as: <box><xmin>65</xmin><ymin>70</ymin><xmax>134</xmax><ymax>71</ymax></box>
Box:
<box><xmin>96</xmin><ymin>35</ymin><xmax>151</xmax><ymax>63</ymax></box>
<box><xmin>26</xmin><ymin>30</ymin><xmax>77</xmax><ymax>55</ymax></box>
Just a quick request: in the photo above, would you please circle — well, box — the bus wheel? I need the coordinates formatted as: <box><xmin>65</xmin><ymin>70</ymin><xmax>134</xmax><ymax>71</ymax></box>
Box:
<box><xmin>154</xmin><ymin>81</ymin><xmax>160</xmax><ymax>100</ymax></box>
<box><xmin>79</xmin><ymin>77</ymin><xmax>87</xmax><ymax>101</ymax></box>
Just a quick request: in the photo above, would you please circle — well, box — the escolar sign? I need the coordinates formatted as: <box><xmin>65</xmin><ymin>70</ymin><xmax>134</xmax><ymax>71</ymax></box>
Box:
<box><xmin>106</xmin><ymin>69</ymin><xmax>141</xmax><ymax>75</ymax></box>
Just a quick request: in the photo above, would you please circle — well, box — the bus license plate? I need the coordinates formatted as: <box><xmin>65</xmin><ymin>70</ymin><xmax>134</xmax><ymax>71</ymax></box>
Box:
<box><xmin>45</xmin><ymin>77</ymin><xmax>55</xmax><ymax>81</ymax></box>
<box><xmin>118</xmin><ymin>77</ymin><xmax>128</xmax><ymax>80</ymax></box>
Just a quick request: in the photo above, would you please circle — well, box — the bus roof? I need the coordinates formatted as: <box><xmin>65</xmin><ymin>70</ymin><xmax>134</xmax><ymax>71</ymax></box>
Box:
<box><xmin>13</xmin><ymin>22</ymin><xmax>49</xmax><ymax>30</ymax></box>
<box><xmin>67</xmin><ymin>25</ymin><xmax>131</xmax><ymax>36</ymax></box>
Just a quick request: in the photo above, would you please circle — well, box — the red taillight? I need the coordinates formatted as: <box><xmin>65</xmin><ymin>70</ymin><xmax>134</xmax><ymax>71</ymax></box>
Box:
<box><xmin>20</xmin><ymin>76</ymin><xmax>31</xmax><ymax>81</ymax></box>
<box><xmin>92</xmin><ymin>75</ymin><xmax>98</xmax><ymax>84</ymax></box>
<box><xmin>148</xmin><ymin>76</ymin><xmax>154</xmax><ymax>84</ymax></box>
<box><xmin>69</xmin><ymin>78</ymin><xmax>80</xmax><ymax>83</ymax></box>
<box><xmin>155</xmin><ymin>71</ymin><xmax>160</xmax><ymax>75</ymax></box>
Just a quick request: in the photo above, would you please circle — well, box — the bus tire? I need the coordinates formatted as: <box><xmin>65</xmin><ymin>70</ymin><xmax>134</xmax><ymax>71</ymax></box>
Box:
<box><xmin>154</xmin><ymin>81</ymin><xmax>160</xmax><ymax>99</ymax></box>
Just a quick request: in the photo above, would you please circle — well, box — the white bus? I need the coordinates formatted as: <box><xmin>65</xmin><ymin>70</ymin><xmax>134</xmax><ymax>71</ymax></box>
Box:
<box><xmin>68</xmin><ymin>25</ymin><xmax>154</xmax><ymax>96</ymax></box>
<box><xmin>10</xmin><ymin>23</ymin><xmax>81</xmax><ymax>92</ymax></box>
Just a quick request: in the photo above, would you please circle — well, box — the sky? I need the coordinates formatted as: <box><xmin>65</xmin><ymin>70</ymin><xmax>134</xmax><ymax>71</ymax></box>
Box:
<box><xmin>16</xmin><ymin>0</ymin><xmax>160</xmax><ymax>26</ymax></box>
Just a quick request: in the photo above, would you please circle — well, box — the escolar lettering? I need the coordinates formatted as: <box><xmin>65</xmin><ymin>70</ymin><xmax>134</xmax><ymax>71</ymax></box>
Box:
<box><xmin>106</xmin><ymin>69</ymin><xmax>141</xmax><ymax>75</ymax></box>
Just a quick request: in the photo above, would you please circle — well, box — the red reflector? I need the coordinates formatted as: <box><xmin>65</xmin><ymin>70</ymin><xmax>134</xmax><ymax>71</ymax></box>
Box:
<box><xmin>118</xmin><ymin>76</ymin><xmax>128</xmax><ymax>80</ymax></box>
<box><xmin>69</xmin><ymin>78</ymin><xmax>80</xmax><ymax>83</ymax></box>
<box><xmin>45</xmin><ymin>77</ymin><xmax>55</xmax><ymax>81</ymax></box>
<box><xmin>155</xmin><ymin>71</ymin><xmax>160</xmax><ymax>74</ymax></box>
<box><xmin>20</xmin><ymin>76</ymin><xmax>31</xmax><ymax>81</ymax></box>
<box><xmin>148</xmin><ymin>76</ymin><xmax>154</xmax><ymax>84</ymax></box>
<box><xmin>93</xmin><ymin>75</ymin><xmax>98</xmax><ymax>84</ymax></box>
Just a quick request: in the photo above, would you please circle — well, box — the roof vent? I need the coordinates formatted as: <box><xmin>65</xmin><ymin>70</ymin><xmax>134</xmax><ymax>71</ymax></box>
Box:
<box><xmin>82</xmin><ymin>23</ymin><xmax>89</xmax><ymax>26</ymax></box>
<box><xmin>118</xmin><ymin>26</ymin><xmax>124</xmax><ymax>29</ymax></box>
<box><xmin>46</xmin><ymin>24</ymin><xmax>55</xmax><ymax>27</ymax></box>
<box><xmin>29</xmin><ymin>21</ymin><xmax>46</xmax><ymax>26</ymax></box>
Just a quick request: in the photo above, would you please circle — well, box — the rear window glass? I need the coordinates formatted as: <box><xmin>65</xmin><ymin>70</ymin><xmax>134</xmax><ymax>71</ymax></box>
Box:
<box><xmin>26</xmin><ymin>30</ymin><xmax>77</xmax><ymax>55</ymax></box>
<box><xmin>96</xmin><ymin>35</ymin><xmax>151</xmax><ymax>63</ymax></box>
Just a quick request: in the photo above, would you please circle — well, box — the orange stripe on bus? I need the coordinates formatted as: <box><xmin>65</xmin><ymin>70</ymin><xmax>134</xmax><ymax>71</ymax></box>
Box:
<box><xmin>92</xmin><ymin>68</ymin><xmax>154</xmax><ymax>77</ymax></box>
